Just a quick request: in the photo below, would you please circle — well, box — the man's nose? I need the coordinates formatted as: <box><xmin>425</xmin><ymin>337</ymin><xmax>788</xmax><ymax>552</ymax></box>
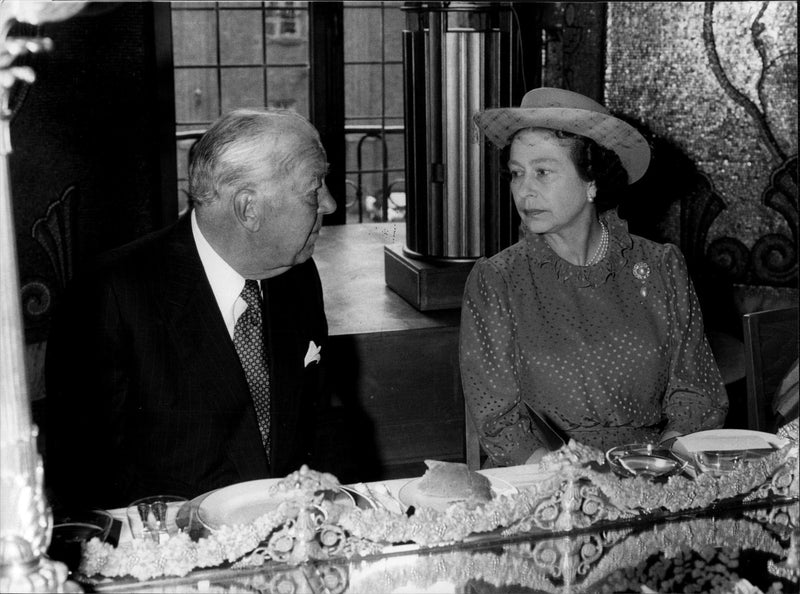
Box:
<box><xmin>318</xmin><ymin>184</ymin><xmax>337</xmax><ymax>215</ymax></box>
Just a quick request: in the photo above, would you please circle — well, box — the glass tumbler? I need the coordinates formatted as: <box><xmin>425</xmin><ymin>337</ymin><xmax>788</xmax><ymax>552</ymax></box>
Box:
<box><xmin>48</xmin><ymin>509</ymin><xmax>114</xmax><ymax>572</ymax></box>
<box><xmin>126</xmin><ymin>495</ymin><xmax>188</xmax><ymax>543</ymax></box>
<box><xmin>694</xmin><ymin>450</ymin><xmax>744</xmax><ymax>477</ymax></box>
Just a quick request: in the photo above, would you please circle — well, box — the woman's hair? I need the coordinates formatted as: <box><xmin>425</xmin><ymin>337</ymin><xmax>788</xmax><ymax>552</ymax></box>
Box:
<box><xmin>188</xmin><ymin>109</ymin><xmax>323</xmax><ymax>206</ymax></box>
<box><xmin>503</xmin><ymin>127</ymin><xmax>629</xmax><ymax>212</ymax></box>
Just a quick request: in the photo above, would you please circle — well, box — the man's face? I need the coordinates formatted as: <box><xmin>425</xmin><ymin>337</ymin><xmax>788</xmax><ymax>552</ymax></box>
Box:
<box><xmin>254</xmin><ymin>152</ymin><xmax>336</xmax><ymax>272</ymax></box>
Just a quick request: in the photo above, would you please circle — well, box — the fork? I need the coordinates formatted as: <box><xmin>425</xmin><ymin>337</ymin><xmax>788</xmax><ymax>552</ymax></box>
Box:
<box><xmin>351</xmin><ymin>483</ymin><xmax>406</xmax><ymax>514</ymax></box>
<box><xmin>369</xmin><ymin>483</ymin><xmax>408</xmax><ymax>515</ymax></box>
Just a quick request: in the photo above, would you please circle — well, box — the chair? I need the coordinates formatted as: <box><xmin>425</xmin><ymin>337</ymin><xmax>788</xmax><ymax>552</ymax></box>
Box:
<box><xmin>742</xmin><ymin>306</ymin><xmax>799</xmax><ymax>432</ymax></box>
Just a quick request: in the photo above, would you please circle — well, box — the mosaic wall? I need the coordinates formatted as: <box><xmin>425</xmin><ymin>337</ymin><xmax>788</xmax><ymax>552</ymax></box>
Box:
<box><xmin>604</xmin><ymin>2</ymin><xmax>797</xmax><ymax>311</ymax></box>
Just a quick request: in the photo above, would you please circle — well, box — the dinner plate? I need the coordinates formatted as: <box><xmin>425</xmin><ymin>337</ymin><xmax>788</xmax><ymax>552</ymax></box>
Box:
<box><xmin>397</xmin><ymin>474</ymin><xmax>517</xmax><ymax>512</ymax></box>
<box><xmin>671</xmin><ymin>429</ymin><xmax>788</xmax><ymax>465</ymax></box>
<box><xmin>197</xmin><ymin>478</ymin><xmax>354</xmax><ymax>530</ymax></box>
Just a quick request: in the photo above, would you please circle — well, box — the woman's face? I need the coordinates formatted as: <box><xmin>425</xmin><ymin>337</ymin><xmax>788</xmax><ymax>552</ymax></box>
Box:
<box><xmin>508</xmin><ymin>128</ymin><xmax>595</xmax><ymax>238</ymax></box>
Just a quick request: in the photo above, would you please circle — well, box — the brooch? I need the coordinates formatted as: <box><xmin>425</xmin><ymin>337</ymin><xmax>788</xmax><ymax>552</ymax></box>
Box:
<box><xmin>633</xmin><ymin>262</ymin><xmax>651</xmax><ymax>297</ymax></box>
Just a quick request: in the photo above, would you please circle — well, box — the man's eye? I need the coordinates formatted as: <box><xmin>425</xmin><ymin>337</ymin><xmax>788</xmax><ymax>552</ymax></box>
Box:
<box><xmin>509</xmin><ymin>170</ymin><xmax>522</xmax><ymax>179</ymax></box>
<box><xmin>535</xmin><ymin>169</ymin><xmax>551</xmax><ymax>177</ymax></box>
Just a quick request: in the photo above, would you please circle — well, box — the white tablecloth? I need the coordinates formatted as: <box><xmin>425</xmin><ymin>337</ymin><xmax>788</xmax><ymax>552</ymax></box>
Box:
<box><xmin>107</xmin><ymin>464</ymin><xmax>551</xmax><ymax>545</ymax></box>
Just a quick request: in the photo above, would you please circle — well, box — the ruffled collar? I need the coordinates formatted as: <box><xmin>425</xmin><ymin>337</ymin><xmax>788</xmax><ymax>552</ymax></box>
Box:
<box><xmin>523</xmin><ymin>210</ymin><xmax>633</xmax><ymax>288</ymax></box>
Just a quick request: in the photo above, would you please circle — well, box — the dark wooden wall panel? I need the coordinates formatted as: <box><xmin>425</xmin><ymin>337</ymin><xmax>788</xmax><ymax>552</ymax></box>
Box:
<box><xmin>11</xmin><ymin>3</ymin><xmax>176</xmax><ymax>348</ymax></box>
<box><xmin>319</xmin><ymin>326</ymin><xmax>463</xmax><ymax>483</ymax></box>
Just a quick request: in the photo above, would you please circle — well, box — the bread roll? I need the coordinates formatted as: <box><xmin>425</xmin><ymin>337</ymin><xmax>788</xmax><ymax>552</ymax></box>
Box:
<box><xmin>417</xmin><ymin>460</ymin><xmax>493</xmax><ymax>502</ymax></box>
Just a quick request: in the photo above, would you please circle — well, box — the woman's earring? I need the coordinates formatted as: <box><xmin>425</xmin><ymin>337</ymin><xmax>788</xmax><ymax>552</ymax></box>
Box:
<box><xmin>587</xmin><ymin>187</ymin><xmax>596</xmax><ymax>203</ymax></box>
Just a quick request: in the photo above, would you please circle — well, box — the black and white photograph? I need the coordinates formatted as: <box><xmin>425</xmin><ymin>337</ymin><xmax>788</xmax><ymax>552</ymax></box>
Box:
<box><xmin>0</xmin><ymin>1</ymin><xmax>797</xmax><ymax>592</ymax></box>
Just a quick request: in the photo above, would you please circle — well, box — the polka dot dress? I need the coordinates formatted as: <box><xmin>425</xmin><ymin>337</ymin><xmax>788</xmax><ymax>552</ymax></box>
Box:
<box><xmin>459</xmin><ymin>210</ymin><xmax>728</xmax><ymax>467</ymax></box>
<box><xmin>233</xmin><ymin>279</ymin><xmax>271</xmax><ymax>457</ymax></box>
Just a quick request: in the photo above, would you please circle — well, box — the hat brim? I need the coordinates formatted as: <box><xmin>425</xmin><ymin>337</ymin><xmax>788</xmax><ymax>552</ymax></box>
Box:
<box><xmin>474</xmin><ymin>106</ymin><xmax>650</xmax><ymax>184</ymax></box>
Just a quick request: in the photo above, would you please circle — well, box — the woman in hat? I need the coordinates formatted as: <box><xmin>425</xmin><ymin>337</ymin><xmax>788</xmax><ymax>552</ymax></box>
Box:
<box><xmin>461</xmin><ymin>87</ymin><xmax>727</xmax><ymax>466</ymax></box>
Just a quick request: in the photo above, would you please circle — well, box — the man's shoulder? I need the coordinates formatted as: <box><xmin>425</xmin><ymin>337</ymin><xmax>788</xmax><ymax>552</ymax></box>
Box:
<box><xmin>96</xmin><ymin>217</ymin><xmax>188</xmax><ymax>270</ymax></box>
<box><xmin>66</xmin><ymin>216</ymin><xmax>193</xmax><ymax>297</ymax></box>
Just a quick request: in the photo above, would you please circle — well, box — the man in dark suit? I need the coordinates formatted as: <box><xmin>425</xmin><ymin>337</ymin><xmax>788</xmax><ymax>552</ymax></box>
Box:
<box><xmin>45</xmin><ymin>109</ymin><xmax>336</xmax><ymax>510</ymax></box>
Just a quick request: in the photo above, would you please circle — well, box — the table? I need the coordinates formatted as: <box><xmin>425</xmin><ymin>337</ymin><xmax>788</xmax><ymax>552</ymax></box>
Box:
<box><xmin>312</xmin><ymin>223</ymin><xmax>465</xmax><ymax>481</ymax></box>
<box><xmin>86</xmin><ymin>461</ymin><xmax>799</xmax><ymax>593</ymax></box>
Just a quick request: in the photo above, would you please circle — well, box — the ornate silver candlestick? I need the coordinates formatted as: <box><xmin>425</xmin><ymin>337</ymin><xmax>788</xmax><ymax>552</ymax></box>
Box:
<box><xmin>0</xmin><ymin>2</ymin><xmax>86</xmax><ymax>591</ymax></box>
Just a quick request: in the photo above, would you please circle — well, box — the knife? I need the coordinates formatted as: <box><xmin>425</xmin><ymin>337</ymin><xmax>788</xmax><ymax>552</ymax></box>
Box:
<box><xmin>523</xmin><ymin>401</ymin><xmax>569</xmax><ymax>451</ymax></box>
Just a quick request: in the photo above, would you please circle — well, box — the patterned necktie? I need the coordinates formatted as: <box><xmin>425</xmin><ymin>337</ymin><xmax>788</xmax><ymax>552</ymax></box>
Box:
<box><xmin>233</xmin><ymin>279</ymin><xmax>271</xmax><ymax>458</ymax></box>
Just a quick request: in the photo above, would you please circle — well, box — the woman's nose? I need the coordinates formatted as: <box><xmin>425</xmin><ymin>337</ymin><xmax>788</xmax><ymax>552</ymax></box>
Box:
<box><xmin>514</xmin><ymin>173</ymin><xmax>537</xmax><ymax>195</ymax></box>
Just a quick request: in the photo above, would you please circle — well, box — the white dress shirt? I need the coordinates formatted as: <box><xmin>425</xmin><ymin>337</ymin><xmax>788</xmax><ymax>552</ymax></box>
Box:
<box><xmin>191</xmin><ymin>210</ymin><xmax>253</xmax><ymax>339</ymax></box>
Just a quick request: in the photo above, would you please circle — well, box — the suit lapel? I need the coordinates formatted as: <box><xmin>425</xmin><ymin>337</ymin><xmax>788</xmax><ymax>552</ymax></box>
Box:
<box><xmin>162</xmin><ymin>216</ymin><xmax>250</xmax><ymax>413</ymax></box>
<box><xmin>263</xmin><ymin>268</ymin><xmax>309</xmax><ymax>465</ymax></box>
<box><xmin>161</xmin><ymin>216</ymin><xmax>268</xmax><ymax>478</ymax></box>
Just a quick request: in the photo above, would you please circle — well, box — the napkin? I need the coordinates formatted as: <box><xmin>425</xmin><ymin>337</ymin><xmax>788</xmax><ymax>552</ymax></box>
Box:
<box><xmin>676</xmin><ymin>434</ymin><xmax>773</xmax><ymax>453</ymax></box>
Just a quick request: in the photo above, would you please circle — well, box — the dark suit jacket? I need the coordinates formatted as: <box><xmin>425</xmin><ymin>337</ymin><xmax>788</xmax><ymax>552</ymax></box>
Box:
<box><xmin>45</xmin><ymin>214</ymin><xmax>329</xmax><ymax>510</ymax></box>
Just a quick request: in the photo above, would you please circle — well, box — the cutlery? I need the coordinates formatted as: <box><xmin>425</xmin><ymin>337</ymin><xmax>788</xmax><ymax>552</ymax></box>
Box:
<box><xmin>371</xmin><ymin>483</ymin><xmax>409</xmax><ymax>515</ymax></box>
<box><xmin>350</xmin><ymin>483</ymin><xmax>407</xmax><ymax>515</ymax></box>
<box><xmin>349</xmin><ymin>483</ymin><xmax>382</xmax><ymax>510</ymax></box>
<box><xmin>523</xmin><ymin>401</ymin><xmax>569</xmax><ymax>451</ymax></box>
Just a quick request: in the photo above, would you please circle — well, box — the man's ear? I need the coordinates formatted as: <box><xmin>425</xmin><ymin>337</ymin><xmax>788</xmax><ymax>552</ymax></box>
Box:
<box><xmin>233</xmin><ymin>189</ymin><xmax>260</xmax><ymax>232</ymax></box>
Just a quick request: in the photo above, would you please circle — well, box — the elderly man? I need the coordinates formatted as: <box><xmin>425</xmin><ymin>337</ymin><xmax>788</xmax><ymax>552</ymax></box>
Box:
<box><xmin>45</xmin><ymin>109</ymin><xmax>336</xmax><ymax>510</ymax></box>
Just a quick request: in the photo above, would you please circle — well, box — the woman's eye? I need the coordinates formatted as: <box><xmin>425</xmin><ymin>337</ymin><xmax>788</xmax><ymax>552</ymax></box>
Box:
<box><xmin>509</xmin><ymin>170</ymin><xmax>522</xmax><ymax>179</ymax></box>
<box><xmin>535</xmin><ymin>169</ymin><xmax>550</xmax><ymax>177</ymax></box>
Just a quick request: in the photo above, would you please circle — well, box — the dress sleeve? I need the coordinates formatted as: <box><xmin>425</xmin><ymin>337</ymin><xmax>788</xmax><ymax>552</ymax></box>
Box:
<box><xmin>459</xmin><ymin>259</ymin><xmax>539</xmax><ymax>466</ymax></box>
<box><xmin>660</xmin><ymin>244</ymin><xmax>728</xmax><ymax>436</ymax></box>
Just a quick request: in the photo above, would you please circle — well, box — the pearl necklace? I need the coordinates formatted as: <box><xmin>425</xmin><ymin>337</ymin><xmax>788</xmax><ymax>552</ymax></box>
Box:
<box><xmin>586</xmin><ymin>220</ymin><xmax>608</xmax><ymax>266</ymax></box>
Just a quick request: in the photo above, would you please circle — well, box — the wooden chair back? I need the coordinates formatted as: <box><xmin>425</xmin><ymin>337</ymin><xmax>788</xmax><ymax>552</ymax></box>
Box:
<box><xmin>742</xmin><ymin>306</ymin><xmax>799</xmax><ymax>432</ymax></box>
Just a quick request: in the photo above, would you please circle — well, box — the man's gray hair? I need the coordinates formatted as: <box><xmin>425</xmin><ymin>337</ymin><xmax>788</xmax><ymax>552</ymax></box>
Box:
<box><xmin>188</xmin><ymin>108</ymin><xmax>324</xmax><ymax>206</ymax></box>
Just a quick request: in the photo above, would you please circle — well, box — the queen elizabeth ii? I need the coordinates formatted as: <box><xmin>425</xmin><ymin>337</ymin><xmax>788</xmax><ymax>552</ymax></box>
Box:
<box><xmin>461</xmin><ymin>87</ymin><xmax>728</xmax><ymax>466</ymax></box>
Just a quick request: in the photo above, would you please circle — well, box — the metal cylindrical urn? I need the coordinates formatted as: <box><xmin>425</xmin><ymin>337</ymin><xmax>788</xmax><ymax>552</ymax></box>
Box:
<box><xmin>402</xmin><ymin>1</ymin><xmax>515</xmax><ymax>262</ymax></box>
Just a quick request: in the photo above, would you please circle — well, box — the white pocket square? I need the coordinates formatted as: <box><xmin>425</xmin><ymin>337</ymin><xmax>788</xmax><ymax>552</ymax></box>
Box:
<box><xmin>304</xmin><ymin>341</ymin><xmax>322</xmax><ymax>367</ymax></box>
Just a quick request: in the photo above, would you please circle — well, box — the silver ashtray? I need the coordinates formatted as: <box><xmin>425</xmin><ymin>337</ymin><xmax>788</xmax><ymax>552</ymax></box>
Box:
<box><xmin>606</xmin><ymin>443</ymin><xmax>688</xmax><ymax>479</ymax></box>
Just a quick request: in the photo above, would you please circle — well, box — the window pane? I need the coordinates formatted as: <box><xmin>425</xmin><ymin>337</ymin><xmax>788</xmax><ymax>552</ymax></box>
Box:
<box><xmin>385</xmin><ymin>132</ymin><xmax>405</xmax><ymax>176</ymax></box>
<box><xmin>383</xmin><ymin>5</ymin><xmax>406</xmax><ymax>62</ymax></box>
<box><xmin>172</xmin><ymin>9</ymin><xmax>217</xmax><ymax>66</ymax></box>
<box><xmin>265</xmin><ymin>9</ymin><xmax>309</xmax><ymax>65</ymax></box>
<box><xmin>176</xmin><ymin>136</ymin><xmax>199</xmax><ymax>216</ymax></box>
<box><xmin>384</xmin><ymin>63</ymin><xmax>404</xmax><ymax>118</ymax></box>
<box><xmin>345</xmin><ymin>64</ymin><xmax>383</xmax><ymax>123</ymax></box>
<box><xmin>221</xmin><ymin>67</ymin><xmax>266</xmax><ymax>112</ymax></box>
<box><xmin>172</xmin><ymin>2</ymin><xmax>214</xmax><ymax>10</ymax></box>
<box><xmin>266</xmin><ymin>66</ymin><xmax>309</xmax><ymax>117</ymax></box>
<box><xmin>220</xmin><ymin>9</ymin><xmax>264</xmax><ymax>65</ymax></box>
<box><xmin>174</xmin><ymin>68</ymin><xmax>219</xmax><ymax>124</ymax></box>
<box><xmin>343</xmin><ymin>7</ymin><xmax>382</xmax><ymax>62</ymax></box>
<box><xmin>343</xmin><ymin>1</ymin><xmax>384</xmax><ymax>7</ymax></box>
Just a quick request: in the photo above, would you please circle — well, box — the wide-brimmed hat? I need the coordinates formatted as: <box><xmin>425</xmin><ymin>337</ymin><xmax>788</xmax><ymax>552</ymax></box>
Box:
<box><xmin>474</xmin><ymin>87</ymin><xmax>650</xmax><ymax>184</ymax></box>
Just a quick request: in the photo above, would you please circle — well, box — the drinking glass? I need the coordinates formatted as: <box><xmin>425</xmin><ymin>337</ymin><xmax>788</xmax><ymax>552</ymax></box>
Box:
<box><xmin>48</xmin><ymin>509</ymin><xmax>114</xmax><ymax>572</ymax></box>
<box><xmin>126</xmin><ymin>495</ymin><xmax>188</xmax><ymax>543</ymax></box>
<box><xmin>694</xmin><ymin>450</ymin><xmax>744</xmax><ymax>477</ymax></box>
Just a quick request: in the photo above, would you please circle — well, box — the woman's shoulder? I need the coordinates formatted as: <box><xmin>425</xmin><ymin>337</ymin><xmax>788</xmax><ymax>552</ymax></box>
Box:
<box><xmin>628</xmin><ymin>232</ymin><xmax>686</xmax><ymax>266</ymax></box>
<box><xmin>478</xmin><ymin>241</ymin><xmax>529</xmax><ymax>273</ymax></box>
